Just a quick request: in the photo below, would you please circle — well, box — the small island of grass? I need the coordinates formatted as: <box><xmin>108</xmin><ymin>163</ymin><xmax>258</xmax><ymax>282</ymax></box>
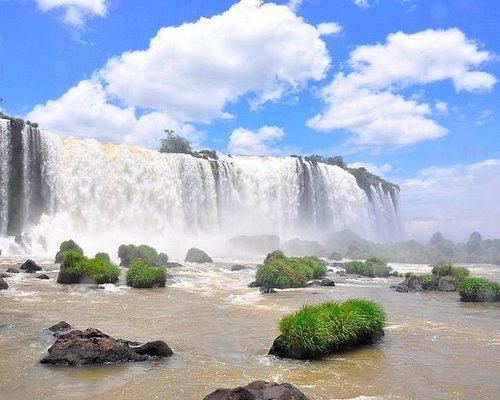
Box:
<box><xmin>255</xmin><ymin>251</ymin><xmax>327</xmax><ymax>290</ymax></box>
<box><xmin>458</xmin><ymin>277</ymin><xmax>500</xmax><ymax>302</ymax></box>
<box><xmin>57</xmin><ymin>249</ymin><xmax>120</xmax><ymax>284</ymax></box>
<box><xmin>269</xmin><ymin>299</ymin><xmax>386</xmax><ymax>360</ymax></box>
<box><xmin>344</xmin><ymin>257</ymin><xmax>394</xmax><ymax>277</ymax></box>
<box><xmin>126</xmin><ymin>260</ymin><xmax>167</xmax><ymax>288</ymax></box>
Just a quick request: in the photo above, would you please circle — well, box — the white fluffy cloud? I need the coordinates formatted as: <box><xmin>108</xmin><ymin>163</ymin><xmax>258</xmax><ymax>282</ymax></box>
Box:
<box><xmin>27</xmin><ymin>80</ymin><xmax>201</xmax><ymax>148</ymax></box>
<box><xmin>308</xmin><ymin>28</ymin><xmax>497</xmax><ymax>149</ymax></box>
<box><xmin>401</xmin><ymin>159</ymin><xmax>500</xmax><ymax>240</ymax></box>
<box><xmin>316</xmin><ymin>22</ymin><xmax>342</xmax><ymax>36</ymax></box>
<box><xmin>34</xmin><ymin>0</ymin><xmax>108</xmax><ymax>25</ymax></box>
<box><xmin>352</xmin><ymin>0</ymin><xmax>371</xmax><ymax>9</ymax></box>
<box><xmin>227</xmin><ymin>126</ymin><xmax>285</xmax><ymax>155</ymax></box>
<box><xmin>28</xmin><ymin>0</ymin><xmax>331</xmax><ymax>147</ymax></box>
<box><xmin>100</xmin><ymin>0</ymin><xmax>330</xmax><ymax>121</ymax></box>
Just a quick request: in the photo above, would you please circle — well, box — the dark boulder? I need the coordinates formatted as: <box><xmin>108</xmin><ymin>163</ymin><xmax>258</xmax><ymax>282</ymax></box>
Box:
<box><xmin>0</xmin><ymin>277</ymin><xmax>8</xmax><ymax>290</ymax></box>
<box><xmin>259</xmin><ymin>287</ymin><xmax>276</xmax><ymax>294</ymax></box>
<box><xmin>231</xmin><ymin>264</ymin><xmax>249</xmax><ymax>271</ymax></box>
<box><xmin>203</xmin><ymin>381</ymin><xmax>310</xmax><ymax>400</ymax></box>
<box><xmin>36</xmin><ymin>274</ymin><xmax>50</xmax><ymax>280</ymax></box>
<box><xmin>248</xmin><ymin>281</ymin><xmax>258</xmax><ymax>288</ymax></box>
<box><xmin>165</xmin><ymin>262</ymin><xmax>183</xmax><ymax>269</ymax></box>
<box><xmin>307</xmin><ymin>279</ymin><xmax>335</xmax><ymax>287</ymax></box>
<box><xmin>6</xmin><ymin>268</ymin><xmax>19</xmax><ymax>274</ymax></box>
<box><xmin>185</xmin><ymin>247</ymin><xmax>213</xmax><ymax>263</ymax></box>
<box><xmin>48</xmin><ymin>321</ymin><xmax>72</xmax><ymax>336</ymax></box>
<box><xmin>20</xmin><ymin>259</ymin><xmax>42</xmax><ymax>273</ymax></box>
<box><xmin>40</xmin><ymin>327</ymin><xmax>173</xmax><ymax>365</ymax></box>
<box><xmin>438</xmin><ymin>279</ymin><xmax>455</xmax><ymax>292</ymax></box>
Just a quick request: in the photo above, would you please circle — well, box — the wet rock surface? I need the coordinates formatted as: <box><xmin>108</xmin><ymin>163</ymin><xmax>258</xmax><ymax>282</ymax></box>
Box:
<box><xmin>203</xmin><ymin>380</ymin><xmax>310</xmax><ymax>400</ymax></box>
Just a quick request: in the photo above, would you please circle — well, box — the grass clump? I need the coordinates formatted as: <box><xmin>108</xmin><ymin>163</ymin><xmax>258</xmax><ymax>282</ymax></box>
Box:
<box><xmin>458</xmin><ymin>277</ymin><xmax>500</xmax><ymax>302</ymax></box>
<box><xmin>126</xmin><ymin>260</ymin><xmax>167</xmax><ymax>288</ymax></box>
<box><xmin>59</xmin><ymin>250</ymin><xmax>119</xmax><ymax>284</ymax></box>
<box><xmin>118</xmin><ymin>244</ymin><xmax>168</xmax><ymax>267</ymax></box>
<box><xmin>278</xmin><ymin>299</ymin><xmax>386</xmax><ymax>359</ymax></box>
<box><xmin>255</xmin><ymin>254</ymin><xmax>327</xmax><ymax>289</ymax></box>
<box><xmin>55</xmin><ymin>239</ymin><xmax>83</xmax><ymax>263</ymax></box>
<box><xmin>345</xmin><ymin>258</ymin><xmax>393</xmax><ymax>277</ymax></box>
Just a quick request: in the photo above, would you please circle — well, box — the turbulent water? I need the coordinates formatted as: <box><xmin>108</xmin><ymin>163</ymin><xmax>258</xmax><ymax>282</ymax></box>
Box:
<box><xmin>0</xmin><ymin>119</ymin><xmax>400</xmax><ymax>257</ymax></box>
<box><xmin>1</xmin><ymin>256</ymin><xmax>499</xmax><ymax>400</ymax></box>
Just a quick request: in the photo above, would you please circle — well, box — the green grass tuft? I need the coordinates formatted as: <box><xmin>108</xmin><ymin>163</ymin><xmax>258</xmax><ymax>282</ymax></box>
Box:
<box><xmin>278</xmin><ymin>299</ymin><xmax>386</xmax><ymax>358</ymax></box>
<box><xmin>62</xmin><ymin>250</ymin><xmax>119</xmax><ymax>284</ymax></box>
<box><xmin>126</xmin><ymin>260</ymin><xmax>167</xmax><ymax>288</ymax></box>
<box><xmin>458</xmin><ymin>277</ymin><xmax>500</xmax><ymax>302</ymax></box>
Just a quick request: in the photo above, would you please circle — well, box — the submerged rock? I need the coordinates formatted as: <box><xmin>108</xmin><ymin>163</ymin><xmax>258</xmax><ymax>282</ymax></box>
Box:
<box><xmin>36</xmin><ymin>274</ymin><xmax>50</xmax><ymax>280</ymax></box>
<box><xmin>203</xmin><ymin>381</ymin><xmax>310</xmax><ymax>400</ymax></box>
<box><xmin>48</xmin><ymin>321</ymin><xmax>72</xmax><ymax>335</ymax></box>
<box><xmin>165</xmin><ymin>262</ymin><xmax>184</xmax><ymax>269</ymax></box>
<box><xmin>0</xmin><ymin>277</ymin><xmax>8</xmax><ymax>290</ymax></box>
<box><xmin>40</xmin><ymin>327</ymin><xmax>173</xmax><ymax>365</ymax></box>
<box><xmin>184</xmin><ymin>247</ymin><xmax>213</xmax><ymax>263</ymax></box>
<box><xmin>230</xmin><ymin>264</ymin><xmax>249</xmax><ymax>271</ymax></box>
<box><xmin>6</xmin><ymin>268</ymin><xmax>19</xmax><ymax>274</ymax></box>
<box><xmin>307</xmin><ymin>279</ymin><xmax>335</xmax><ymax>287</ymax></box>
<box><xmin>20</xmin><ymin>259</ymin><xmax>42</xmax><ymax>273</ymax></box>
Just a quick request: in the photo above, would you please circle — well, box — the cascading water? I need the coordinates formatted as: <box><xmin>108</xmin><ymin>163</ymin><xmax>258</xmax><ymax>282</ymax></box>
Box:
<box><xmin>0</xmin><ymin>119</ymin><xmax>402</xmax><ymax>256</ymax></box>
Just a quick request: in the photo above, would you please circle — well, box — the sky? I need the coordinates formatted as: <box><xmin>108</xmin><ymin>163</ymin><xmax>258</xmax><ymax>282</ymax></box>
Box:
<box><xmin>0</xmin><ymin>0</ymin><xmax>499</xmax><ymax>242</ymax></box>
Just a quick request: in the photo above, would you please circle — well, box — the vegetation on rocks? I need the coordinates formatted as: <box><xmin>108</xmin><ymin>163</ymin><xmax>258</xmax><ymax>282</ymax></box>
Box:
<box><xmin>271</xmin><ymin>299</ymin><xmax>386</xmax><ymax>359</ymax></box>
<box><xmin>118</xmin><ymin>244</ymin><xmax>168</xmax><ymax>267</ymax></box>
<box><xmin>344</xmin><ymin>257</ymin><xmax>393</xmax><ymax>277</ymax></box>
<box><xmin>58</xmin><ymin>250</ymin><xmax>120</xmax><ymax>284</ymax></box>
<box><xmin>126</xmin><ymin>260</ymin><xmax>167</xmax><ymax>288</ymax></box>
<box><xmin>55</xmin><ymin>239</ymin><xmax>83</xmax><ymax>263</ymax></box>
<box><xmin>458</xmin><ymin>277</ymin><xmax>500</xmax><ymax>302</ymax></box>
<box><xmin>255</xmin><ymin>253</ymin><xmax>326</xmax><ymax>289</ymax></box>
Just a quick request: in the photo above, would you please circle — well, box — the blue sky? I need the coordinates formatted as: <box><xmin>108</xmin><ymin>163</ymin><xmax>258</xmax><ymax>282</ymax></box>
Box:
<box><xmin>1</xmin><ymin>0</ymin><xmax>499</xmax><ymax>241</ymax></box>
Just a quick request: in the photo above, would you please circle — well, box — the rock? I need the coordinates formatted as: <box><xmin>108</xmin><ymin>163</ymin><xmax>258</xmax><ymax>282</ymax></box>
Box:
<box><xmin>229</xmin><ymin>235</ymin><xmax>280</xmax><ymax>255</ymax></box>
<box><xmin>230</xmin><ymin>264</ymin><xmax>249</xmax><ymax>271</ymax></box>
<box><xmin>1</xmin><ymin>273</ymin><xmax>10</xmax><ymax>278</ymax></box>
<box><xmin>36</xmin><ymin>274</ymin><xmax>50</xmax><ymax>280</ymax></box>
<box><xmin>184</xmin><ymin>247</ymin><xmax>213</xmax><ymax>263</ymax></box>
<box><xmin>19</xmin><ymin>259</ymin><xmax>42</xmax><ymax>273</ymax></box>
<box><xmin>165</xmin><ymin>262</ymin><xmax>183</xmax><ymax>269</ymax></box>
<box><xmin>401</xmin><ymin>274</ymin><xmax>422</xmax><ymax>291</ymax></box>
<box><xmin>307</xmin><ymin>279</ymin><xmax>335</xmax><ymax>287</ymax></box>
<box><xmin>280</xmin><ymin>238</ymin><xmax>327</xmax><ymax>257</ymax></box>
<box><xmin>438</xmin><ymin>279</ymin><xmax>455</xmax><ymax>292</ymax></box>
<box><xmin>6</xmin><ymin>268</ymin><xmax>19</xmax><ymax>274</ymax></box>
<box><xmin>391</xmin><ymin>284</ymin><xmax>410</xmax><ymax>293</ymax></box>
<box><xmin>259</xmin><ymin>287</ymin><xmax>276</xmax><ymax>294</ymax></box>
<box><xmin>248</xmin><ymin>281</ymin><xmax>258</xmax><ymax>288</ymax></box>
<box><xmin>0</xmin><ymin>277</ymin><xmax>8</xmax><ymax>290</ymax></box>
<box><xmin>40</xmin><ymin>328</ymin><xmax>173</xmax><ymax>365</ymax></box>
<box><xmin>203</xmin><ymin>381</ymin><xmax>310</xmax><ymax>400</ymax></box>
<box><xmin>48</xmin><ymin>321</ymin><xmax>72</xmax><ymax>335</ymax></box>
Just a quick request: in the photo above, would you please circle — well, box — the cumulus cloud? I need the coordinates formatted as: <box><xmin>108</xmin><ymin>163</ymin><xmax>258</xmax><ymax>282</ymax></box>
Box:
<box><xmin>307</xmin><ymin>28</ymin><xmax>497</xmax><ymax>149</ymax></box>
<box><xmin>28</xmin><ymin>0</ymin><xmax>331</xmax><ymax>147</ymax></box>
<box><xmin>26</xmin><ymin>80</ymin><xmax>201</xmax><ymax>149</ymax></box>
<box><xmin>34</xmin><ymin>0</ymin><xmax>108</xmax><ymax>26</ymax></box>
<box><xmin>347</xmin><ymin>161</ymin><xmax>392</xmax><ymax>177</ymax></box>
<box><xmin>227</xmin><ymin>126</ymin><xmax>285</xmax><ymax>155</ymax></box>
<box><xmin>100</xmin><ymin>0</ymin><xmax>330</xmax><ymax>121</ymax></box>
<box><xmin>316</xmin><ymin>22</ymin><xmax>342</xmax><ymax>36</ymax></box>
<box><xmin>435</xmin><ymin>101</ymin><xmax>449</xmax><ymax>115</ymax></box>
<box><xmin>352</xmin><ymin>0</ymin><xmax>371</xmax><ymax>9</ymax></box>
<box><xmin>287</xmin><ymin>0</ymin><xmax>302</xmax><ymax>12</ymax></box>
<box><xmin>401</xmin><ymin>159</ymin><xmax>500</xmax><ymax>240</ymax></box>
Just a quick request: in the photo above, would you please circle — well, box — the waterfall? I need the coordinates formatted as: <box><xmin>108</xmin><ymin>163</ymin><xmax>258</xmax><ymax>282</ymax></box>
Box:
<box><xmin>0</xmin><ymin>119</ymin><xmax>401</xmax><ymax>256</ymax></box>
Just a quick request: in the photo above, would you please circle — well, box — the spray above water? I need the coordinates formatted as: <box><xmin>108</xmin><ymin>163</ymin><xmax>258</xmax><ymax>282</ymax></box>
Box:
<box><xmin>0</xmin><ymin>120</ymin><xmax>401</xmax><ymax>257</ymax></box>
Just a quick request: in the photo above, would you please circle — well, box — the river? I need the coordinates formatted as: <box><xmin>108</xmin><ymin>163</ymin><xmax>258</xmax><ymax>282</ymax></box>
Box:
<box><xmin>1</xmin><ymin>256</ymin><xmax>499</xmax><ymax>400</ymax></box>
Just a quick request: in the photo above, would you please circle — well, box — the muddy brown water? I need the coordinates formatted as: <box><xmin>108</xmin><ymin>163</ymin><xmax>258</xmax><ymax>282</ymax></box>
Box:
<box><xmin>1</xmin><ymin>257</ymin><xmax>499</xmax><ymax>400</ymax></box>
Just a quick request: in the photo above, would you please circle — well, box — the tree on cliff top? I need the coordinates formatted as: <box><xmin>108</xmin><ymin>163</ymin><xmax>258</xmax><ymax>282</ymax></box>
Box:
<box><xmin>159</xmin><ymin>129</ymin><xmax>192</xmax><ymax>154</ymax></box>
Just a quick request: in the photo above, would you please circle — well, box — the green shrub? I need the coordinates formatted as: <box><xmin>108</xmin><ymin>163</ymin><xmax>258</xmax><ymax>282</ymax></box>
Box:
<box><xmin>278</xmin><ymin>299</ymin><xmax>386</xmax><ymax>359</ymax></box>
<box><xmin>345</xmin><ymin>261</ymin><xmax>374</xmax><ymax>277</ymax></box>
<box><xmin>118</xmin><ymin>244</ymin><xmax>168</xmax><ymax>267</ymax></box>
<box><xmin>255</xmin><ymin>256</ymin><xmax>327</xmax><ymax>289</ymax></box>
<box><xmin>126</xmin><ymin>260</ymin><xmax>167</xmax><ymax>288</ymax></box>
<box><xmin>61</xmin><ymin>250</ymin><xmax>119</xmax><ymax>284</ymax></box>
<box><xmin>365</xmin><ymin>257</ymin><xmax>392</xmax><ymax>277</ymax></box>
<box><xmin>55</xmin><ymin>239</ymin><xmax>84</xmax><ymax>263</ymax></box>
<box><xmin>431</xmin><ymin>262</ymin><xmax>470</xmax><ymax>285</ymax></box>
<box><xmin>458</xmin><ymin>277</ymin><xmax>500</xmax><ymax>302</ymax></box>
<box><xmin>94</xmin><ymin>252</ymin><xmax>111</xmax><ymax>262</ymax></box>
<box><xmin>418</xmin><ymin>274</ymin><xmax>436</xmax><ymax>290</ymax></box>
<box><xmin>264</xmin><ymin>250</ymin><xmax>286</xmax><ymax>264</ymax></box>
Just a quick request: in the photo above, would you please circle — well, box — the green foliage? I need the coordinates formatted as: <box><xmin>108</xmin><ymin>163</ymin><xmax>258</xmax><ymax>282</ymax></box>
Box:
<box><xmin>159</xmin><ymin>130</ymin><xmax>192</xmax><ymax>154</ymax></box>
<box><xmin>55</xmin><ymin>239</ymin><xmax>84</xmax><ymax>263</ymax></box>
<box><xmin>255</xmin><ymin>256</ymin><xmax>327</xmax><ymax>289</ymax></box>
<box><xmin>365</xmin><ymin>257</ymin><xmax>392</xmax><ymax>277</ymax></box>
<box><xmin>431</xmin><ymin>262</ymin><xmax>470</xmax><ymax>285</ymax></box>
<box><xmin>279</xmin><ymin>299</ymin><xmax>386</xmax><ymax>358</ymax></box>
<box><xmin>458</xmin><ymin>277</ymin><xmax>500</xmax><ymax>302</ymax></box>
<box><xmin>126</xmin><ymin>260</ymin><xmax>167</xmax><ymax>288</ymax></box>
<box><xmin>94</xmin><ymin>252</ymin><xmax>111</xmax><ymax>262</ymax></box>
<box><xmin>118</xmin><ymin>244</ymin><xmax>168</xmax><ymax>267</ymax></box>
<box><xmin>62</xmin><ymin>250</ymin><xmax>119</xmax><ymax>284</ymax></box>
<box><xmin>264</xmin><ymin>249</ymin><xmax>286</xmax><ymax>264</ymax></box>
<box><xmin>418</xmin><ymin>274</ymin><xmax>436</xmax><ymax>290</ymax></box>
<box><xmin>345</xmin><ymin>260</ymin><xmax>373</xmax><ymax>277</ymax></box>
